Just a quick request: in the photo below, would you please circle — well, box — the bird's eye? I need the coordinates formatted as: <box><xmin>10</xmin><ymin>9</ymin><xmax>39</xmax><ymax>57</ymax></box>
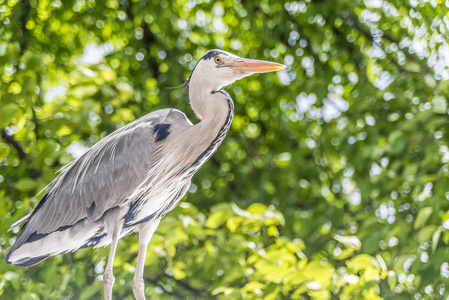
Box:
<box><xmin>214</xmin><ymin>56</ymin><xmax>222</xmax><ymax>64</ymax></box>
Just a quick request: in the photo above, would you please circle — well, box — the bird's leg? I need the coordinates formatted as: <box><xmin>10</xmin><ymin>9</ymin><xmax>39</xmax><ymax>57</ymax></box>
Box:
<box><xmin>104</xmin><ymin>231</ymin><xmax>119</xmax><ymax>300</ymax></box>
<box><xmin>133</xmin><ymin>219</ymin><xmax>161</xmax><ymax>300</ymax></box>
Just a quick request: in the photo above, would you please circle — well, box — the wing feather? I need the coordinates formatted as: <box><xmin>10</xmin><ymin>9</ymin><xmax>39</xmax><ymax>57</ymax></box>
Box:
<box><xmin>22</xmin><ymin>109</ymin><xmax>178</xmax><ymax>236</ymax></box>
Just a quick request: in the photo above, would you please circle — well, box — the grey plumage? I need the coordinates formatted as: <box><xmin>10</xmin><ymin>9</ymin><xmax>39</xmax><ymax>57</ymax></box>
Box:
<box><xmin>6</xmin><ymin>49</ymin><xmax>285</xmax><ymax>299</ymax></box>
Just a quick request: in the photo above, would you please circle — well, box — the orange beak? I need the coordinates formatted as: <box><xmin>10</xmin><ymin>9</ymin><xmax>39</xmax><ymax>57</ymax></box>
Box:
<box><xmin>227</xmin><ymin>58</ymin><xmax>286</xmax><ymax>74</ymax></box>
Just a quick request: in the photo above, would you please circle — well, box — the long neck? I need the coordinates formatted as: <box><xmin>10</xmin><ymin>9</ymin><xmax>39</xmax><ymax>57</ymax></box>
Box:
<box><xmin>188</xmin><ymin>75</ymin><xmax>234</xmax><ymax>137</ymax></box>
<box><xmin>185</xmin><ymin>84</ymin><xmax>234</xmax><ymax>173</ymax></box>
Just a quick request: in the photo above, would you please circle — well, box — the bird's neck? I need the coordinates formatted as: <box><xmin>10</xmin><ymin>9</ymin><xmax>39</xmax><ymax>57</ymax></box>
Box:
<box><xmin>189</xmin><ymin>83</ymin><xmax>234</xmax><ymax>138</ymax></box>
<box><xmin>199</xmin><ymin>89</ymin><xmax>234</xmax><ymax>131</ymax></box>
<box><xmin>186</xmin><ymin>86</ymin><xmax>234</xmax><ymax>170</ymax></box>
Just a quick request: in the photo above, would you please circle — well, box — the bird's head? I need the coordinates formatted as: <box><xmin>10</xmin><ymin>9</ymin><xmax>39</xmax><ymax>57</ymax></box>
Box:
<box><xmin>189</xmin><ymin>49</ymin><xmax>286</xmax><ymax>93</ymax></box>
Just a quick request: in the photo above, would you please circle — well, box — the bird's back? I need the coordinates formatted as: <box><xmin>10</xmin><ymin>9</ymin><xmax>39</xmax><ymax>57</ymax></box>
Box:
<box><xmin>6</xmin><ymin>108</ymin><xmax>196</xmax><ymax>267</ymax></box>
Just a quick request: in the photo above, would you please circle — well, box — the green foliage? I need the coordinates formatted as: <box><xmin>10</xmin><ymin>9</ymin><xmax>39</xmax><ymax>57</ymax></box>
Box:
<box><xmin>1</xmin><ymin>0</ymin><xmax>449</xmax><ymax>299</ymax></box>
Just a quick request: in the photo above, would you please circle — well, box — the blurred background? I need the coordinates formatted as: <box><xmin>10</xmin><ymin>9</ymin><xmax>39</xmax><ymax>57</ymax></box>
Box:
<box><xmin>1</xmin><ymin>0</ymin><xmax>449</xmax><ymax>299</ymax></box>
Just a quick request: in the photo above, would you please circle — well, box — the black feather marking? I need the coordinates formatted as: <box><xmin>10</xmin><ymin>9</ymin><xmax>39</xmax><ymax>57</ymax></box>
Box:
<box><xmin>55</xmin><ymin>217</ymin><xmax>84</xmax><ymax>232</ymax></box>
<box><xmin>80</xmin><ymin>227</ymin><xmax>106</xmax><ymax>249</ymax></box>
<box><xmin>193</xmin><ymin>151</ymin><xmax>208</xmax><ymax>166</ymax></box>
<box><xmin>56</xmin><ymin>224</ymin><xmax>72</xmax><ymax>232</ymax></box>
<box><xmin>124</xmin><ymin>199</ymin><xmax>141</xmax><ymax>224</ymax></box>
<box><xmin>33</xmin><ymin>193</ymin><xmax>50</xmax><ymax>213</ymax></box>
<box><xmin>23</xmin><ymin>220</ymin><xmax>80</xmax><ymax>244</ymax></box>
<box><xmin>86</xmin><ymin>202</ymin><xmax>96</xmax><ymax>220</ymax></box>
<box><xmin>153</xmin><ymin>123</ymin><xmax>171</xmax><ymax>142</ymax></box>
<box><xmin>23</xmin><ymin>217</ymin><xmax>89</xmax><ymax>245</ymax></box>
<box><xmin>81</xmin><ymin>233</ymin><xmax>106</xmax><ymax>249</ymax></box>
<box><xmin>10</xmin><ymin>255</ymin><xmax>49</xmax><ymax>267</ymax></box>
<box><xmin>202</xmin><ymin>50</ymin><xmax>224</xmax><ymax>60</ymax></box>
<box><xmin>25</xmin><ymin>231</ymin><xmax>49</xmax><ymax>244</ymax></box>
<box><xmin>124</xmin><ymin>212</ymin><xmax>156</xmax><ymax>228</ymax></box>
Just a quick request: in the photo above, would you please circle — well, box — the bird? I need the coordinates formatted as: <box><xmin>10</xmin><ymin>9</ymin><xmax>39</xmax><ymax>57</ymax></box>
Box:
<box><xmin>6</xmin><ymin>49</ymin><xmax>286</xmax><ymax>299</ymax></box>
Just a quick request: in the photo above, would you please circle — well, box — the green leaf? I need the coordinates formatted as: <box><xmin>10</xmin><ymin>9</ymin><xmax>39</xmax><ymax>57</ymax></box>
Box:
<box><xmin>211</xmin><ymin>286</ymin><xmax>234</xmax><ymax>296</ymax></box>
<box><xmin>432</xmin><ymin>96</ymin><xmax>447</xmax><ymax>114</ymax></box>
<box><xmin>333</xmin><ymin>234</ymin><xmax>361</xmax><ymax>250</ymax></box>
<box><xmin>303</xmin><ymin>261</ymin><xmax>333</xmax><ymax>289</ymax></box>
<box><xmin>247</xmin><ymin>203</ymin><xmax>268</xmax><ymax>214</ymax></box>
<box><xmin>432</xmin><ymin>226</ymin><xmax>443</xmax><ymax>253</ymax></box>
<box><xmin>349</xmin><ymin>254</ymin><xmax>377</xmax><ymax>273</ymax></box>
<box><xmin>4</xmin><ymin>272</ymin><xmax>20</xmax><ymax>290</ymax></box>
<box><xmin>241</xmin><ymin>281</ymin><xmax>265</xmax><ymax>292</ymax></box>
<box><xmin>414</xmin><ymin>207</ymin><xmax>433</xmax><ymax>230</ymax></box>
<box><xmin>14</xmin><ymin>178</ymin><xmax>37</xmax><ymax>192</ymax></box>
<box><xmin>205</xmin><ymin>211</ymin><xmax>228</xmax><ymax>229</ymax></box>
<box><xmin>226</xmin><ymin>216</ymin><xmax>241</xmax><ymax>232</ymax></box>
<box><xmin>0</xmin><ymin>104</ymin><xmax>18</xmax><ymax>127</ymax></box>
<box><xmin>417</xmin><ymin>225</ymin><xmax>439</xmax><ymax>242</ymax></box>
<box><xmin>79</xmin><ymin>285</ymin><xmax>101</xmax><ymax>300</ymax></box>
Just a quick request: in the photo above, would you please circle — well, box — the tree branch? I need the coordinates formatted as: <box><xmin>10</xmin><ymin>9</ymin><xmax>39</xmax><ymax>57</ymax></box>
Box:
<box><xmin>0</xmin><ymin>166</ymin><xmax>21</xmax><ymax>201</ymax></box>
<box><xmin>19</xmin><ymin>0</ymin><xmax>30</xmax><ymax>54</ymax></box>
<box><xmin>1</xmin><ymin>130</ymin><xmax>41</xmax><ymax>179</ymax></box>
<box><xmin>163</xmin><ymin>273</ymin><xmax>209</xmax><ymax>297</ymax></box>
<box><xmin>143</xmin><ymin>276</ymin><xmax>184</xmax><ymax>298</ymax></box>
<box><xmin>350</xmin><ymin>16</ymin><xmax>430</xmax><ymax>74</ymax></box>
<box><xmin>1</xmin><ymin>130</ymin><xmax>27</xmax><ymax>159</ymax></box>
<box><xmin>283</xmin><ymin>11</ymin><xmax>324</xmax><ymax>74</ymax></box>
<box><xmin>381</xmin><ymin>31</ymin><xmax>430</xmax><ymax>74</ymax></box>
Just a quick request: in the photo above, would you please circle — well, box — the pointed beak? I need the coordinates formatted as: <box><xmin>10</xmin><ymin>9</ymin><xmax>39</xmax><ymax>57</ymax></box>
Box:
<box><xmin>227</xmin><ymin>58</ymin><xmax>286</xmax><ymax>74</ymax></box>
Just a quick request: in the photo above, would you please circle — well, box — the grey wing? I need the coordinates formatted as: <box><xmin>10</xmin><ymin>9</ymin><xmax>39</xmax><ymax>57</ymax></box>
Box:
<box><xmin>17</xmin><ymin>108</ymin><xmax>187</xmax><ymax>238</ymax></box>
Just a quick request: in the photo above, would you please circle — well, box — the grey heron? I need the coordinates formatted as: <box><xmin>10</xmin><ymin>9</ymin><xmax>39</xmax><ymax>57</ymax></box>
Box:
<box><xmin>6</xmin><ymin>49</ymin><xmax>285</xmax><ymax>299</ymax></box>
